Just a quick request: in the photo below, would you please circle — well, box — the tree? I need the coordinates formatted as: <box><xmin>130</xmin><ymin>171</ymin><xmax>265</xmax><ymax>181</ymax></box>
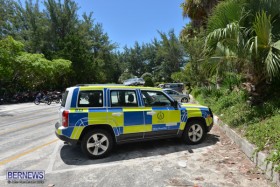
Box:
<box><xmin>144</xmin><ymin>77</ymin><xmax>154</xmax><ymax>87</ymax></box>
<box><xmin>157</xmin><ymin>30</ymin><xmax>186</xmax><ymax>81</ymax></box>
<box><xmin>205</xmin><ymin>0</ymin><xmax>280</xmax><ymax>89</ymax></box>
<box><xmin>0</xmin><ymin>36</ymin><xmax>24</xmax><ymax>93</ymax></box>
<box><xmin>181</xmin><ymin>0</ymin><xmax>219</xmax><ymax>29</ymax></box>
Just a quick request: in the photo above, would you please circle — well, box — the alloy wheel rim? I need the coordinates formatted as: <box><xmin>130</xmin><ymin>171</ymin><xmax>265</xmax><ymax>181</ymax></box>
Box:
<box><xmin>87</xmin><ymin>133</ymin><xmax>109</xmax><ymax>155</ymax></box>
<box><xmin>188</xmin><ymin>124</ymin><xmax>203</xmax><ymax>142</ymax></box>
<box><xmin>181</xmin><ymin>98</ymin><xmax>188</xmax><ymax>103</ymax></box>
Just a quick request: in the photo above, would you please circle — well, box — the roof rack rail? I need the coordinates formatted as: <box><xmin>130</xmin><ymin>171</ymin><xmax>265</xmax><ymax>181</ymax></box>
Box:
<box><xmin>75</xmin><ymin>84</ymin><xmax>124</xmax><ymax>86</ymax></box>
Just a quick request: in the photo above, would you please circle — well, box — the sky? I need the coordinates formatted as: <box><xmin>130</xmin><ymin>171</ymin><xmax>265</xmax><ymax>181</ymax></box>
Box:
<box><xmin>20</xmin><ymin>0</ymin><xmax>189</xmax><ymax>50</ymax></box>
<box><xmin>75</xmin><ymin>0</ymin><xmax>189</xmax><ymax>49</ymax></box>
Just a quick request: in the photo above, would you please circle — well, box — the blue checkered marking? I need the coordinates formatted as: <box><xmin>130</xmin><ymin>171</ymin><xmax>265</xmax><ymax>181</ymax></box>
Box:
<box><xmin>104</xmin><ymin>88</ymin><xmax>107</xmax><ymax>107</ymax></box>
<box><xmin>124</xmin><ymin>111</ymin><xmax>144</xmax><ymax>126</ymax></box>
<box><xmin>144</xmin><ymin>111</ymin><xmax>152</xmax><ymax>124</ymax></box>
<box><xmin>88</xmin><ymin>108</ymin><xmax>108</xmax><ymax>112</ymax></box>
<box><xmin>200</xmin><ymin>108</ymin><xmax>209</xmax><ymax>118</ymax></box>
<box><xmin>180</xmin><ymin>109</ymin><xmax>188</xmax><ymax>122</ymax></box>
<box><xmin>118</xmin><ymin>127</ymin><xmax>123</xmax><ymax>134</ymax></box>
<box><xmin>70</xmin><ymin>88</ymin><xmax>79</xmax><ymax>108</ymax></box>
<box><xmin>62</xmin><ymin>127</ymin><xmax>74</xmax><ymax>137</ymax></box>
<box><xmin>69</xmin><ymin>113</ymin><xmax>88</xmax><ymax>127</ymax></box>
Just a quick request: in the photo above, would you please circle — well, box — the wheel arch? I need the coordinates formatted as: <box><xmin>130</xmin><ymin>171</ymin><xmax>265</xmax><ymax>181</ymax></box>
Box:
<box><xmin>185</xmin><ymin>117</ymin><xmax>207</xmax><ymax>131</ymax></box>
<box><xmin>79</xmin><ymin>124</ymin><xmax>116</xmax><ymax>143</ymax></box>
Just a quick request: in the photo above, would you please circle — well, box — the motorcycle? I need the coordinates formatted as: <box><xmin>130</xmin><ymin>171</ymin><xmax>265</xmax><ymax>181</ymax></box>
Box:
<box><xmin>34</xmin><ymin>95</ymin><xmax>52</xmax><ymax>105</ymax></box>
<box><xmin>50</xmin><ymin>92</ymin><xmax>62</xmax><ymax>104</ymax></box>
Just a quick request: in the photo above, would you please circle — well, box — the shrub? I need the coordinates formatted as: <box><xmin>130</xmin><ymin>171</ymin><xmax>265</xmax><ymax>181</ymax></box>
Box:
<box><xmin>144</xmin><ymin>77</ymin><xmax>154</xmax><ymax>87</ymax></box>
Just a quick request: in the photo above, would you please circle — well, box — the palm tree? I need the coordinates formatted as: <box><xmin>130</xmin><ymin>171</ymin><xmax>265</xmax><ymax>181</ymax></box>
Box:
<box><xmin>205</xmin><ymin>0</ymin><xmax>280</xmax><ymax>88</ymax></box>
<box><xmin>181</xmin><ymin>0</ymin><xmax>219</xmax><ymax>28</ymax></box>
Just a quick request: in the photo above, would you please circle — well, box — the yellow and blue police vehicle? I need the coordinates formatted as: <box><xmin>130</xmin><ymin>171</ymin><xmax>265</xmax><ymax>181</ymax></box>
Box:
<box><xmin>55</xmin><ymin>84</ymin><xmax>213</xmax><ymax>159</ymax></box>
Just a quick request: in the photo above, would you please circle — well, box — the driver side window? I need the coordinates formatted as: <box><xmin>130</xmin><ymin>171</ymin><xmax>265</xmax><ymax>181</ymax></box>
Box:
<box><xmin>141</xmin><ymin>91</ymin><xmax>172</xmax><ymax>107</ymax></box>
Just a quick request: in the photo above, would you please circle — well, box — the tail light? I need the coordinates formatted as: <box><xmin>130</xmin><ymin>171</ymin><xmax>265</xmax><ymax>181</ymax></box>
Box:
<box><xmin>62</xmin><ymin>110</ymin><xmax>69</xmax><ymax>127</ymax></box>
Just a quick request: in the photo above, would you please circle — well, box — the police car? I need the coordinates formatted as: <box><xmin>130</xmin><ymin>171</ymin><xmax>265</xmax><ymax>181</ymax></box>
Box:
<box><xmin>55</xmin><ymin>84</ymin><xmax>213</xmax><ymax>159</ymax></box>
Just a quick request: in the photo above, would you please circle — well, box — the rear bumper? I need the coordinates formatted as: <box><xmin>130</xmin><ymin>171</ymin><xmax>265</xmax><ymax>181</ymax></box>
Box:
<box><xmin>55</xmin><ymin>122</ymin><xmax>78</xmax><ymax>145</ymax></box>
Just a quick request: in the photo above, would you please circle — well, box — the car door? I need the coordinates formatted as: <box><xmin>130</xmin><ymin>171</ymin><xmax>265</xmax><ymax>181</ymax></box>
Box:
<box><xmin>107</xmin><ymin>89</ymin><xmax>145</xmax><ymax>142</ymax></box>
<box><xmin>141</xmin><ymin>90</ymin><xmax>181</xmax><ymax>138</ymax></box>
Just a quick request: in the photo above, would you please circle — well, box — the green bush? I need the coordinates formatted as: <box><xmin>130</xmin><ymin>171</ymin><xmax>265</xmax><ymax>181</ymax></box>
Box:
<box><xmin>144</xmin><ymin>77</ymin><xmax>154</xmax><ymax>87</ymax></box>
<box><xmin>193</xmin><ymin>86</ymin><xmax>280</xmax><ymax>171</ymax></box>
<box><xmin>245</xmin><ymin>115</ymin><xmax>280</xmax><ymax>171</ymax></box>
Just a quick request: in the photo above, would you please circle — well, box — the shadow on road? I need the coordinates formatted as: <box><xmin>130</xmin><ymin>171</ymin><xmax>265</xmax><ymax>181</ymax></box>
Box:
<box><xmin>60</xmin><ymin>133</ymin><xmax>220</xmax><ymax>166</ymax></box>
<box><xmin>0</xmin><ymin>113</ymin><xmax>14</xmax><ymax>117</ymax></box>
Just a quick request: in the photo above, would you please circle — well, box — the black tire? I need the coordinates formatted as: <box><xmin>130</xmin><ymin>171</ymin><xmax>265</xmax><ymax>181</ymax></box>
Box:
<box><xmin>47</xmin><ymin>99</ymin><xmax>51</xmax><ymax>105</ymax></box>
<box><xmin>34</xmin><ymin>98</ymin><xmax>40</xmax><ymax>105</ymax></box>
<box><xmin>181</xmin><ymin>97</ymin><xmax>189</xmax><ymax>103</ymax></box>
<box><xmin>182</xmin><ymin>120</ymin><xmax>206</xmax><ymax>145</ymax></box>
<box><xmin>81</xmin><ymin>129</ymin><xmax>113</xmax><ymax>159</ymax></box>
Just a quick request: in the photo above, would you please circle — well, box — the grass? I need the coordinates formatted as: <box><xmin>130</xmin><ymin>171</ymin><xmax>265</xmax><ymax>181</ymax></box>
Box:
<box><xmin>192</xmin><ymin>86</ymin><xmax>280</xmax><ymax>171</ymax></box>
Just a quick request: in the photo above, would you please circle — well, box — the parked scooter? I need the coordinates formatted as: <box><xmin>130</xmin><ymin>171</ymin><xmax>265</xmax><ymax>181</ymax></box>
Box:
<box><xmin>34</xmin><ymin>92</ymin><xmax>51</xmax><ymax>105</ymax></box>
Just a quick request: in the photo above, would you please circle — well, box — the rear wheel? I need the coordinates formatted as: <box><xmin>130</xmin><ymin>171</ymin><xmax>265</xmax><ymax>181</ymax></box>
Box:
<box><xmin>182</xmin><ymin>120</ymin><xmax>206</xmax><ymax>145</ymax></box>
<box><xmin>34</xmin><ymin>98</ymin><xmax>40</xmax><ymax>105</ymax></box>
<box><xmin>181</xmin><ymin>97</ymin><xmax>189</xmax><ymax>103</ymax></box>
<box><xmin>81</xmin><ymin>129</ymin><xmax>113</xmax><ymax>159</ymax></box>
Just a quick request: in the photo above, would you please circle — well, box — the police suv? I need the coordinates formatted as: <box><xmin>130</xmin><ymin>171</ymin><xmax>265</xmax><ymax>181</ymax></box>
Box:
<box><xmin>55</xmin><ymin>84</ymin><xmax>213</xmax><ymax>159</ymax></box>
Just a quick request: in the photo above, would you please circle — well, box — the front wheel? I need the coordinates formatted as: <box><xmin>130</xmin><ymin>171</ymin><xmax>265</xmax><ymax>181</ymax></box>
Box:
<box><xmin>182</xmin><ymin>120</ymin><xmax>206</xmax><ymax>145</ymax></box>
<box><xmin>47</xmin><ymin>99</ymin><xmax>51</xmax><ymax>105</ymax></box>
<box><xmin>81</xmin><ymin>129</ymin><xmax>113</xmax><ymax>159</ymax></box>
<box><xmin>34</xmin><ymin>98</ymin><xmax>40</xmax><ymax>105</ymax></box>
<box><xmin>181</xmin><ymin>97</ymin><xmax>189</xmax><ymax>103</ymax></box>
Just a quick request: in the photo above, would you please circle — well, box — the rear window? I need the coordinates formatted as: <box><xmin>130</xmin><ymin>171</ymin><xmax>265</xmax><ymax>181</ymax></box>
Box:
<box><xmin>61</xmin><ymin>91</ymin><xmax>68</xmax><ymax>107</ymax></box>
<box><xmin>78</xmin><ymin>91</ymin><xmax>103</xmax><ymax>107</ymax></box>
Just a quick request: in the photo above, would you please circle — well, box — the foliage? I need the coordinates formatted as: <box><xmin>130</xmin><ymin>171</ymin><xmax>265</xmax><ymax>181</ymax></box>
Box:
<box><xmin>144</xmin><ymin>77</ymin><xmax>154</xmax><ymax>87</ymax></box>
<box><xmin>141</xmin><ymin>72</ymin><xmax>152</xmax><ymax>80</ymax></box>
<box><xmin>118</xmin><ymin>31</ymin><xmax>186</xmax><ymax>83</ymax></box>
<box><xmin>205</xmin><ymin>0</ymin><xmax>280</xmax><ymax>86</ymax></box>
<box><xmin>181</xmin><ymin>0</ymin><xmax>280</xmax><ymax>174</ymax></box>
<box><xmin>194</xmin><ymin>85</ymin><xmax>280</xmax><ymax>171</ymax></box>
<box><xmin>246</xmin><ymin>114</ymin><xmax>280</xmax><ymax>171</ymax></box>
<box><xmin>118</xmin><ymin>72</ymin><xmax>135</xmax><ymax>84</ymax></box>
<box><xmin>0</xmin><ymin>0</ymin><xmax>119</xmax><ymax>92</ymax></box>
<box><xmin>181</xmin><ymin>0</ymin><xmax>219</xmax><ymax>28</ymax></box>
<box><xmin>0</xmin><ymin>36</ymin><xmax>72</xmax><ymax>93</ymax></box>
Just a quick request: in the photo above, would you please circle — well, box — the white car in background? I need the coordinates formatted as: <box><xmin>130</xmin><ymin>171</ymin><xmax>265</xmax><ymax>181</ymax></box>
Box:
<box><xmin>163</xmin><ymin>88</ymin><xmax>190</xmax><ymax>103</ymax></box>
<box><xmin>123</xmin><ymin>78</ymin><xmax>145</xmax><ymax>86</ymax></box>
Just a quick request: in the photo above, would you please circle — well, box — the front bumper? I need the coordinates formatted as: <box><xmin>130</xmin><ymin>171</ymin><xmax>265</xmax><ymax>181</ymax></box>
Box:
<box><xmin>55</xmin><ymin>122</ymin><xmax>78</xmax><ymax>145</ymax></box>
<box><xmin>206</xmin><ymin>122</ymin><xmax>214</xmax><ymax>132</ymax></box>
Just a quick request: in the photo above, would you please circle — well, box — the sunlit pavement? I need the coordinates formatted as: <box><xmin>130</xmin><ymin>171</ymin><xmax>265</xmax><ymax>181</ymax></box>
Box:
<box><xmin>0</xmin><ymin>102</ymin><xmax>271</xmax><ymax>187</ymax></box>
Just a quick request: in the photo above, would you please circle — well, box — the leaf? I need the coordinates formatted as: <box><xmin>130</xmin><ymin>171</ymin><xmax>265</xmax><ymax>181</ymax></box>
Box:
<box><xmin>272</xmin><ymin>40</ymin><xmax>280</xmax><ymax>51</ymax></box>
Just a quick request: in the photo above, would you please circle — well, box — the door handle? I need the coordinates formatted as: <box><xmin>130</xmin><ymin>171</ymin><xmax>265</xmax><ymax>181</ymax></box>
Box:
<box><xmin>112</xmin><ymin>112</ymin><xmax>123</xmax><ymax>117</ymax></box>
<box><xmin>147</xmin><ymin>111</ymin><xmax>156</xmax><ymax>115</ymax></box>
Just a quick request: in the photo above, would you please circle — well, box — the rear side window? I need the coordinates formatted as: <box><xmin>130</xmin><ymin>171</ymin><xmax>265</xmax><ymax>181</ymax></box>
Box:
<box><xmin>61</xmin><ymin>91</ymin><xmax>68</xmax><ymax>107</ymax></box>
<box><xmin>110</xmin><ymin>90</ymin><xmax>138</xmax><ymax>107</ymax></box>
<box><xmin>78</xmin><ymin>91</ymin><xmax>103</xmax><ymax>107</ymax></box>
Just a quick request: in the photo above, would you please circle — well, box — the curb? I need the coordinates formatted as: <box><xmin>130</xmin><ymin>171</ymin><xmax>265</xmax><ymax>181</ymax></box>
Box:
<box><xmin>189</xmin><ymin>95</ymin><xmax>279</xmax><ymax>186</ymax></box>
<box><xmin>214</xmin><ymin>116</ymin><xmax>280</xmax><ymax>186</ymax></box>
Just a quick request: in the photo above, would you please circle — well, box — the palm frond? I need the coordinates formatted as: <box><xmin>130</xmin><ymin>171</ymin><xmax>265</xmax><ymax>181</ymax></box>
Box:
<box><xmin>253</xmin><ymin>11</ymin><xmax>272</xmax><ymax>48</ymax></box>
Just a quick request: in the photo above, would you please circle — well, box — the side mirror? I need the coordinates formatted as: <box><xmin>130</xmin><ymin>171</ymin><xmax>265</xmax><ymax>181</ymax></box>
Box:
<box><xmin>173</xmin><ymin>100</ymin><xmax>178</xmax><ymax>109</ymax></box>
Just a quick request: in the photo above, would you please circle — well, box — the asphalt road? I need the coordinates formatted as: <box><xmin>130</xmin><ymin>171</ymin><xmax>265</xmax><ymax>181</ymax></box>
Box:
<box><xmin>0</xmin><ymin>102</ymin><xmax>272</xmax><ymax>187</ymax></box>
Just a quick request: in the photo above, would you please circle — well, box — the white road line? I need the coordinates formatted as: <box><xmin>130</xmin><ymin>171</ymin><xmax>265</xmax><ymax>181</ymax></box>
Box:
<box><xmin>46</xmin><ymin>141</ymin><xmax>61</xmax><ymax>173</ymax></box>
